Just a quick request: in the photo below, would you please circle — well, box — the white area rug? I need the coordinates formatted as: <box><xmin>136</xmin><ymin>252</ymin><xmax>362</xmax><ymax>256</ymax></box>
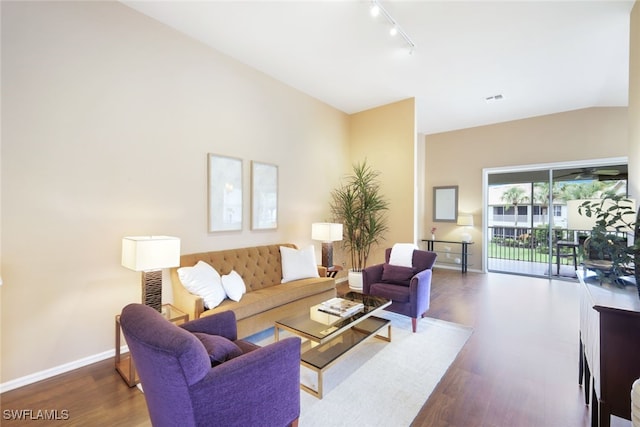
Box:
<box><xmin>249</xmin><ymin>311</ymin><xmax>472</xmax><ymax>427</ymax></box>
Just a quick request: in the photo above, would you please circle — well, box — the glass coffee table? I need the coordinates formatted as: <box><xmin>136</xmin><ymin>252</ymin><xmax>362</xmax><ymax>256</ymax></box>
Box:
<box><xmin>275</xmin><ymin>292</ymin><xmax>391</xmax><ymax>398</ymax></box>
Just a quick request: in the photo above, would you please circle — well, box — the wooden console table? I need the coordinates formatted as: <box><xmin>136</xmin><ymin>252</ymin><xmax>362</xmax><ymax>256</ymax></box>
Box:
<box><xmin>578</xmin><ymin>270</ymin><xmax>640</xmax><ymax>427</ymax></box>
<box><xmin>422</xmin><ymin>239</ymin><xmax>473</xmax><ymax>273</ymax></box>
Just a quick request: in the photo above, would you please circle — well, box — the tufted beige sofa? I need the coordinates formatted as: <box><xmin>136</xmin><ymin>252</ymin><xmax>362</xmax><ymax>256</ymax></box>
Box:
<box><xmin>170</xmin><ymin>243</ymin><xmax>336</xmax><ymax>338</ymax></box>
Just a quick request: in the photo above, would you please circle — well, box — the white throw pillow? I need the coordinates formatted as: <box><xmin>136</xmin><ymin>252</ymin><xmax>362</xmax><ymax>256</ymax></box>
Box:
<box><xmin>280</xmin><ymin>245</ymin><xmax>320</xmax><ymax>283</ymax></box>
<box><xmin>221</xmin><ymin>270</ymin><xmax>246</xmax><ymax>302</ymax></box>
<box><xmin>177</xmin><ymin>260</ymin><xmax>226</xmax><ymax>309</ymax></box>
<box><xmin>389</xmin><ymin>243</ymin><xmax>418</xmax><ymax>267</ymax></box>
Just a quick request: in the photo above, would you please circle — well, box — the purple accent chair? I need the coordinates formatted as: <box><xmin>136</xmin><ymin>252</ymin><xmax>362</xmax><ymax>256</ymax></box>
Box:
<box><xmin>119</xmin><ymin>303</ymin><xmax>301</xmax><ymax>427</ymax></box>
<box><xmin>362</xmin><ymin>248</ymin><xmax>437</xmax><ymax>333</ymax></box>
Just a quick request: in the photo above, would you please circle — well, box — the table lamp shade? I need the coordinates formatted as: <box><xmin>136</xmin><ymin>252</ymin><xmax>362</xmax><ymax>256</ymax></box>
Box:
<box><xmin>312</xmin><ymin>223</ymin><xmax>343</xmax><ymax>242</ymax></box>
<box><xmin>456</xmin><ymin>213</ymin><xmax>474</xmax><ymax>227</ymax></box>
<box><xmin>122</xmin><ymin>236</ymin><xmax>180</xmax><ymax>311</ymax></box>
<box><xmin>312</xmin><ymin>223</ymin><xmax>343</xmax><ymax>268</ymax></box>
<box><xmin>122</xmin><ymin>236</ymin><xmax>181</xmax><ymax>271</ymax></box>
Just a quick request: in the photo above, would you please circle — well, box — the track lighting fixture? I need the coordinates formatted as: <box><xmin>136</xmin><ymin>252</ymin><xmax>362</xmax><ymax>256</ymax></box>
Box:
<box><xmin>369</xmin><ymin>0</ymin><xmax>416</xmax><ymax>52</ymax></box>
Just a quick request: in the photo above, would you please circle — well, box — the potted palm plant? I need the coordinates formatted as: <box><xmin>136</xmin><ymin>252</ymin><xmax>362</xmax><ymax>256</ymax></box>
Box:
<box><xmin>578</xmin><ymin>194</ymin><xmax>640</xmax><ymax>298</ymax></box>
<box><xmin>330</xmin><ymin>160</ymin><xmax>389</xmax><ymax>290</ymax></box>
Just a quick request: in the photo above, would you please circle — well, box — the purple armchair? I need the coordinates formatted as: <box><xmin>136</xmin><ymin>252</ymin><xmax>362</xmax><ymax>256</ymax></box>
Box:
<box><xmin>362</xmin><ymin>248</ymin><xmax>437</xmax><ymax>332</ymax></box>
<box><xmin>119</xmin><ymin>303</ymin><xmax>301</xmax><ymax>427</ymax></box>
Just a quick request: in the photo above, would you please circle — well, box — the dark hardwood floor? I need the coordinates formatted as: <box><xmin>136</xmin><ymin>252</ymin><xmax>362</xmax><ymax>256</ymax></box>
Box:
<box><xmin>0</xmin><ymin>270</ymin><xmax>629</xmax><ymax>426</ymax></box>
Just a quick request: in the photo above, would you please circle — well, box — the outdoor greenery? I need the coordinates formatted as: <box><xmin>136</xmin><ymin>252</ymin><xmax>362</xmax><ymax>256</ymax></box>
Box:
<box><xmin>492</xmin><ymin>178</ymin><xmax>640</xmax><ymax>298</ymax></box>
<box><xmin>330</xmin><ymin>160</ymin><xmax>389</xmax><ymax>272</ymax></box>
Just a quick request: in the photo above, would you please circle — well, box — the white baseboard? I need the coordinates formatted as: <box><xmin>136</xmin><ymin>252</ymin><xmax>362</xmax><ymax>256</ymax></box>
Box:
<box><xmin>0</xmin><ymin>345</ymin><xmax>128</xmax><ymax>394</ymax></box>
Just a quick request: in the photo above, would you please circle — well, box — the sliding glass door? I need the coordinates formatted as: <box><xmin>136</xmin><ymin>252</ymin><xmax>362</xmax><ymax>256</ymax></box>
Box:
<box><xmin>485</xmin><ymin>161</ymin><xmax>628</xmax><ymax>279</ymax></box>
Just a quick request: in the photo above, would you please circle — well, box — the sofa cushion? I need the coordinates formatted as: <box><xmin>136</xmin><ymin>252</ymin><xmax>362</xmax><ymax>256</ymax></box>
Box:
<box><xmin>221</xmin><ymin>270</ymin><xmax>246</xmax><ymax>302</ymax></box>
<box><xmin>193</xmin><ymin>332</ymin><xmax>243</xmax><ymax>366</ymax></box>
<box><xmin>178</xmin><ymin>261</ymin><xmax>227</xmax><ymax>309</ymax></box>
<box><xmin>381</xmin><ymin>264</ymin><xmax>415</xmax><ymax>286</ymax></box>
<box><xmin>204</xmin><ymin>276</ymin><xmax>335</xmax><ymax>321</ymax></box>
<box><xmin>280</xmin><ymin>245</ymin><xmax>320</xmax><ymax>283</ymax></box>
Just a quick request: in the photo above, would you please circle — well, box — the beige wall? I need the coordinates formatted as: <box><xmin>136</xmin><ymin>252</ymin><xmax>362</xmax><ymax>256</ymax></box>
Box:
<box><xmin>0</xmin><ymin>1</ymin><xmax>351</xmax><ymax>385</ymax></box>
<box><xmin>630</xmin><ymin>1</ymin><xmax>640</xmax><ymax>197</ymax></box>
<box><xmin>424</xmin><ymin>107</ymin><xmax>629</xmax><ymax>271</ymax></box>
<box><xmin>348</xmin><ymin>98</ymin><xmax>416</xmax><ymax>266</ymax></box>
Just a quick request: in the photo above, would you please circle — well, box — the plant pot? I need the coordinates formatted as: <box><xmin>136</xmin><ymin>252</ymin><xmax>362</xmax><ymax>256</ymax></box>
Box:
<box><xmin>348</xmin><ymin>269</ymin><xmax>363</xmax><ymax>291</ymax></box>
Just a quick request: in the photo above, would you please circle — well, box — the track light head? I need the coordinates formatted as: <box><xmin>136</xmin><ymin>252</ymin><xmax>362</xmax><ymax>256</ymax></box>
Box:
<box><xmin>367</xmin><ymin>0</ymin><xmax>416</xmax><ymax>53</ymax></box>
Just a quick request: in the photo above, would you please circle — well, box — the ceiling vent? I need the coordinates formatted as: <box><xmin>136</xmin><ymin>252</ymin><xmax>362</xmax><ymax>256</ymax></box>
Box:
<box><xmin>485</xmin><ymin>94</ymin><xmax>504</xmax><ymax>103</ymax></box>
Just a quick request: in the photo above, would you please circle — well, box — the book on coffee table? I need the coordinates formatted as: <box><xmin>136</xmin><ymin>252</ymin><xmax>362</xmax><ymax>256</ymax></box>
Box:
<box><xmin>317</xmin><ymin>297</ymin><xmax>364</xmax><ymax>317</ymax></box>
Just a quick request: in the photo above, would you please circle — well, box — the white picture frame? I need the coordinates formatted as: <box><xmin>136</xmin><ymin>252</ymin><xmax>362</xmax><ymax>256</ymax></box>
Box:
<box><xmin>208</xmin><ymin>154</ymin><xmax>243</xmax><ymax>232</ymax></box>
<box><xmin>251</xmin><ymin>161</ymin><xmax>278</xmax><ymax>230</ymax></box>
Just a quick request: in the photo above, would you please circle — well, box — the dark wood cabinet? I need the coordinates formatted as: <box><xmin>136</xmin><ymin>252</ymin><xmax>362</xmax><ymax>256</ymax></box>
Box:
<box><xmin>578</xmin><ymin>270</ymin><xmax>640</xmax><ymax>427</ymax></box>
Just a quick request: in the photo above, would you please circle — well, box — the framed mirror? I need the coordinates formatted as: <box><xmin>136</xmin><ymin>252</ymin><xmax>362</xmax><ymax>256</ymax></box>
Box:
<box><xmin>251</xmin><ymin>161</ymin><xmax>278</xmax><ymax>230</ymax></box>
<box><xmin>433</xmin><ymin>185</ymin><xmax>458</xmax><ymax>222</ymax></box>
<box><xmin>208</xmin><ymin>154</ymin><xmax>243</xmax><ymax>232</ymax></box>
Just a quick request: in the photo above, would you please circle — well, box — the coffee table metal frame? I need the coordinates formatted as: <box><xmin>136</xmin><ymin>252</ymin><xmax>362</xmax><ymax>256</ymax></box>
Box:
<box><xmin>274</xmin><ymin>292</ymin><xmax>391</xmax><ymax>399</ymax></box>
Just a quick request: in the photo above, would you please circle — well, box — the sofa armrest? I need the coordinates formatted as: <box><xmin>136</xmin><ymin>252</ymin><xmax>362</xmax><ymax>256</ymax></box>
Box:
<box><xmin>409</xmin><ymin>268</ymin><xmax>433</xmax><ymax>317</ymax></box>
<box><xmin>317</xmin><ymin>265</ymin><xmax>328</xmax><ymax>277</ymax></box>
<box><xmin>362</xmin><ymin>264</ymin><xmax>384</xmax><ymax>294</ymax></box>
<box><xmin>180</xmin><ymin>310</ymin><xmax>238</xmax><ymax>341</ymax></box>
<box><xmin>190</xmin><ymin>337</ymin><xmax>301</xmax><ymax>426</ymax></box>
<box><xmin>170</xmin><ymin>267</ymin><xmax>205</xmax><ymax>320</ymax></box>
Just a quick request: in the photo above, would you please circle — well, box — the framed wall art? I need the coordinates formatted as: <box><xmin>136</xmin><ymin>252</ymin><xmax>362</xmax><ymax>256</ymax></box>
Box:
<box><xmin>433</xmin><ymin>185</ymin><xmax>458</xmax><ymax>222</ymax></box>
<box><xmin>251</xmin><ymin>161</ymin><xmax>278</xmax><ymax>230</ymax></box>
<box><xmin>208</xmin><ymin>154</ymin><xmax>243</xmax><ymax>232</ymax></box>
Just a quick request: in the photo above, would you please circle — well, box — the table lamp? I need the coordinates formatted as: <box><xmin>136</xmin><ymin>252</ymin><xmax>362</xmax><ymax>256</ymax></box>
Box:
<box><xmin>457</xmin><ymin>213</ymin><xmax>474</xmax><ymax>243</ymax></box>
<box><xmin>122</xmin><ymin>236</ymin><xmax>181</xmax><ymax>312</ymax></box>
<box><xmin>311</xmin><ymin>223</ymin><xmax>343</xmax><ymax>268</ymax></box>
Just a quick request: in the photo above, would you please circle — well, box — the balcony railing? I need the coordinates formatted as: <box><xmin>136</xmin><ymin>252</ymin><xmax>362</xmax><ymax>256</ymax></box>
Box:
<box><xmin>488</xmin><ymin>225</ymin><xmax>597</xmax><ymax>265</ymax></box>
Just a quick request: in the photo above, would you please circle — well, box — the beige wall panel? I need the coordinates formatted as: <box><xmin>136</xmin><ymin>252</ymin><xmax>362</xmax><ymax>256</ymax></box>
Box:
<box><xmin>425</xmin><ymin>107</ymin><xmax>628</xmax><ymax>271</ymax></box>
<box><xmin>348</xmin><ymin>98</ymin><xmax>416</xmax><ymax>267</ymax></box>
<box><xmin>1</xmin><ymin>2</ymin><xmax>349</xmax><ymax>384</ymax></box>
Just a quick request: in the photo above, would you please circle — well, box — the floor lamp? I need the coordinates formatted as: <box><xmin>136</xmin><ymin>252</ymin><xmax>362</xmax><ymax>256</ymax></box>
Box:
<box><xmin>122</xmin><ymin>236</ymin><xmax>181</xmax><ymax>312</ymax></box>
<box><xmin>312</xmin><ymin>223</ymin><xmax>343</xmax><ymax>268</ymax></box>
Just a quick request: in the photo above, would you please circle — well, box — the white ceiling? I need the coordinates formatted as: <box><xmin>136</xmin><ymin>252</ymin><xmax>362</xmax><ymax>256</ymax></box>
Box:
<box><xmin>122</xmin><ymin>0</ymin><xmax>634</xmax><ymax>135</ymax></box>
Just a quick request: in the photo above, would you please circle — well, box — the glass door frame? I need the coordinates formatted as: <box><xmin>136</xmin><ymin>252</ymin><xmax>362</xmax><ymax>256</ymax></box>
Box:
<box><xmin>482</xmin><ymin>156</ymin><xmax>628</xmax><ymax>277</ymax></box>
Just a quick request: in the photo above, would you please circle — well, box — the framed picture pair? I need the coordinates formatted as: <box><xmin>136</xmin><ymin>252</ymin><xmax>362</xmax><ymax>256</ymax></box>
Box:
<box><xmin>207</xmin><ymin>154</ymin><xmax>277</xmax><ymax>232</ymax></box>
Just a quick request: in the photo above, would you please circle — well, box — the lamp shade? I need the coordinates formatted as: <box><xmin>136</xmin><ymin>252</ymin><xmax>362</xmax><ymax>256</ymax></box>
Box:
<box><xmin>311</xmin><ymin>223</ymin><xmax>343</xmax><ymax>242</ymax></box>
<box><xmin>457</xmin><ymin>213</ymin><xmax>474</xmax><ymax>227</ymax></box>
<box><xmin>122</xmin><ymin>236</ymin><xmax>181</xmax><ymax>271</ymax></box>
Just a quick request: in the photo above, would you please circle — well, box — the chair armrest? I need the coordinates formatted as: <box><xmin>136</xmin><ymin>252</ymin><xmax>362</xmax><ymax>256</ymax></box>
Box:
<box><xmin>180</xmin><ymin>310</ymin><xmax>238</xmax><ymax>341</ymax></box>
<box><xmin>170</xmin><ymin>268</ymin><xmax>205</xmax><ymax>320</ymax></box>
<box><xmin>190</xmin><ymin>337</ymin><xmax>301</xmax><ymax>426</ymax></box>
<box><xmin>409</xmin><ymin>269</ymin><xmax>433</xmax><ymax>317</ymax></box>
<box><xmin>362</xmin><ymin>264</ymin><xmax>384</xmax><ymax>294</ymax></box>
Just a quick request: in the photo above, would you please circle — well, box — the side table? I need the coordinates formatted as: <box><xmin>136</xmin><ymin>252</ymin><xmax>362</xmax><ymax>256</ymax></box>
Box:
<box><xmin>115</xmin><ymin>303</ymin><xmax>188</xmax><ymax>387</ymax></box>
